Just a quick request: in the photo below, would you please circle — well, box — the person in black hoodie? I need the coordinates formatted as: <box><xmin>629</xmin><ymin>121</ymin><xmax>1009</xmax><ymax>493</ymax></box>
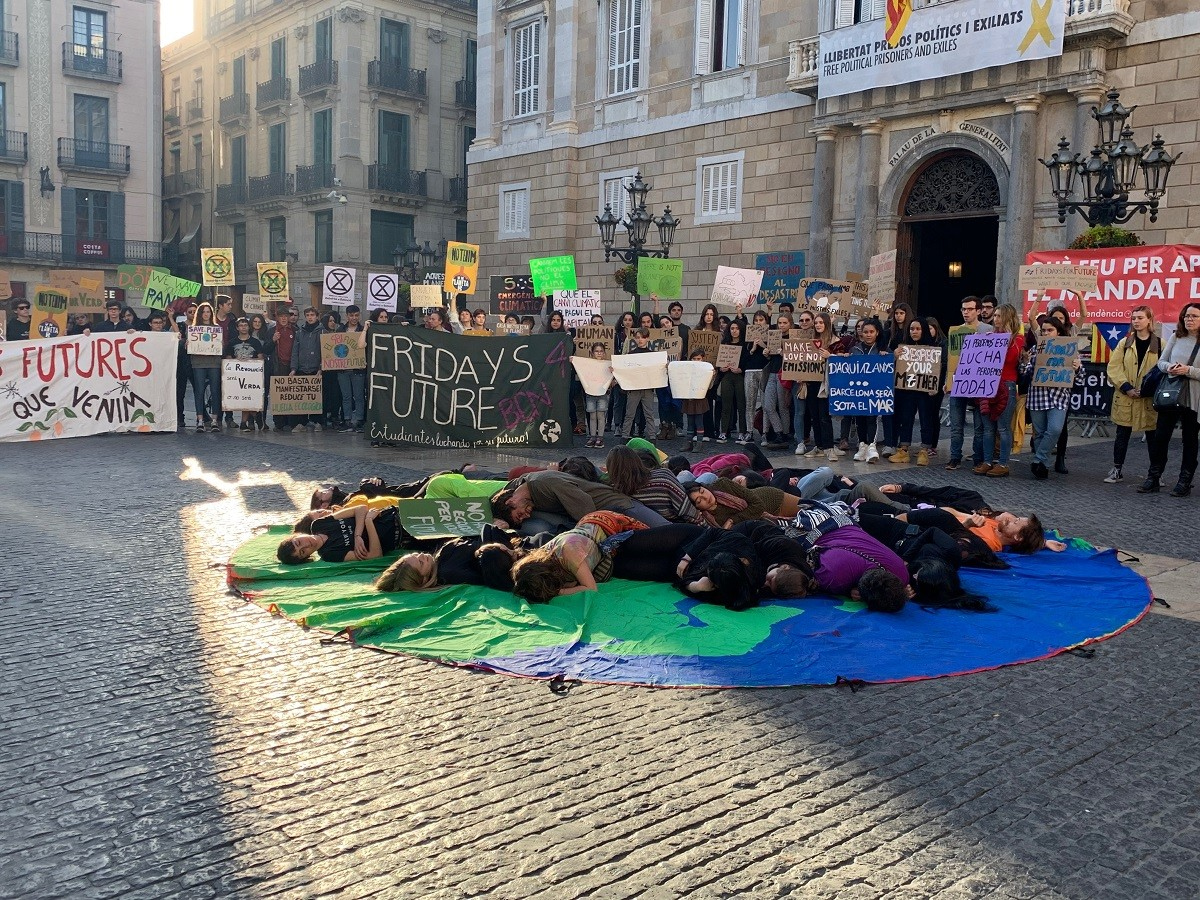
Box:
<box><xmin>289</xmin><ymin>306</ymin><xmax>324</xmax><ymax>431</ymax></box>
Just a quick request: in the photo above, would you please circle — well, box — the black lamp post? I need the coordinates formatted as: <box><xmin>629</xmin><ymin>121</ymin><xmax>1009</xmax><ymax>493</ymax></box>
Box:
<box><xmin>1039</xmin><ymin>89</ymin><xmax>1180</xmax><ymax>227</ymax></box>
<box><xmin>392</xmin><ymin>240</ymin><xmax>422</xmax><ymax>282</ymax></box>
<box><xmin>594</xmin><ymin>170</ymin><xmax>681</xmax><ymax>313</ymax></box>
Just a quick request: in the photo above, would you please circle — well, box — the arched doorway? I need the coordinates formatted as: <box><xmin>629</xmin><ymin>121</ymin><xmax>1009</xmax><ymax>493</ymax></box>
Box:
<box><xmin>896</xmin><ymin>151</ymin><xmax>1000</xmax><ymax>327</ymax></box>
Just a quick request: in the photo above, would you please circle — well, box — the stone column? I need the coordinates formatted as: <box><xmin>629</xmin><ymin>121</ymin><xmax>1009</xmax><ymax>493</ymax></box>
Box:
<box><xmin>808</xmin><ymin>126</ymin><xmax>838</xmax><ymax>277</ymax></box>
<box><xmin>472</xmin><ymin>0</ymin><xmax>497</xmax><ymax>148</ymax></box>
<box><xmin>1002</xmin><ymin>96</ymin><xmax>1043</xmax><ymax>301</ymax></box>
<box><xmin>549</xmin><ymin>1</ymin><xmax>578</xmax><ymax>134</ymax></box>
<box><xmin>1067</xmin><ymin>88</ymin><xmax>1105</xmax><ymax>245</ymax></box>
<box><xmin>425</xmin><ymin>28</ymin><xmax>447</xmax><ymax>206</ymax></box>
<box><xmin>852</xmin><ymin>121</ymin><xmax>883</xmax><ymax>274</ymax></box>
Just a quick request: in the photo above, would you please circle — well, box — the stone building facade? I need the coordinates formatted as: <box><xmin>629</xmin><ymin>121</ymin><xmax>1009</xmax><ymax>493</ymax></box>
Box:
<box><xmin>163</xmin><ymin>0</ymin><xmax>477</xmax><ymax>304</ymax></box>
<box><xmin>468</xmin><ymin>0</ymin><xmax>1198</xmax><ymax>326</ymax></box>
<box><xmin>0</xmin><ymin>0</ymin><xmax>162</xmax><ymax>302</ymax></box>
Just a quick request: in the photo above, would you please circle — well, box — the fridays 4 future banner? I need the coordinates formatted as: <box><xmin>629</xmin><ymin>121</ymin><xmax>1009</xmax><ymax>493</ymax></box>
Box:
<box><xmin>1</xmin><ymin>333</ymin><xmax>177</xmax><ymax>441</ymax></box>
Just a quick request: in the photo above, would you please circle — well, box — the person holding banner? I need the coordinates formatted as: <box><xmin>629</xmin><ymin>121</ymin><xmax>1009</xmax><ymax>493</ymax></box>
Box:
<box><xmin>761</xmin><ymin>314</ymin><xmax>792</xmax><ymax>449</ymax></box>
<box><xmin>287</xmin><ymin>307</ymin><xmax>325</xmax><ymax>432</ymax></box>
<box><xmin>849</xmin><ymin>318</ymin><xmax>890</xmax><ymax>464</ymax></box>
<box><xmin>1027</xmin><ymin>291</ymin><xmax>1090</xmax><ymax>474</ymax></box>
<box><xmin>717</xmin><ymin>321</ymin><xmax>749</xmax><ymax>442</ymax></box>
<box><xmin>1104</xmin><ymin>305</ymin><xmax>1161</xmax><ymax>485</ymax></box>
<box><xmin>1023</xmin><ymin>317</ymin><xmax>1080</xmax><ymax>480</ymax></box>
<box><xmin>975</xmin><ymin>305</ymin><xmax>1024</xmax><ymax>478</ymax></box>
<box><xmin>337</xmin><ymin>306</ymin><xmax>367</xmax><ymax>433</ymax></box>
<box><xmin>1141</xmin><ymin>304</ymin><xmax>1200</xmax><ymax>497</ymax></box>
<box><xmin>945</xmin><ymin>297</ymin><xmax>995</xmax><ymax>470</ymax></box>
<box><xmin>609</xmin><ymin>311</ymin><xmax>637</xmax><ymax>434</ymax></box>
<box><xmin>890</xmin><ymin>318</ymin><xmax>941</xmax><ymax>467</ymax></box>
<box><xmin>188</xmin><ymin>302</ymin><xmax>223</xmax><ymax>432</ymax></box>
<box><xmin>226</xmin><ymin>317</ymin><xmax>266</xmax><ymax>432</ymax></box>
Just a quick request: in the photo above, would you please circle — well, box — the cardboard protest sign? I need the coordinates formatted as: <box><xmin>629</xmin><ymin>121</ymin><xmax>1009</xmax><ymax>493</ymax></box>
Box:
<box><xmin>710</xmin><ymin>266</ymin><xmax>764</xmax><ymax>309</ymax></box>
<box><xmin>755</xmin><ymin>252</ymin><xmax>806</xmax><ymax>307</ymax></box>
<box><xmin>894</xmin><ymin>345</ymin><xmax>942</xmax><ymax>394</ymax></box>
<box><xmin>242</xmin><ymin>294</ymin><xmax>266</xmax><ymax>315</ymax></box>
<box><xmin>201</xmin><ymin>248</ymin><xmax>236</xmax><ymax>286</ymax></box>
<box><xmin>187</xmin><ymin>325</ymin><xmax>224</xmax><ymax>356</ymax></box>
<box><xmin>490</xmin><ymin>275</ymin><xmax>543</xmax><ymax>315</ymax></box>
<box><xmin>1018</xmin><ymin>263</ymin><xmax>1099</xmax><ymax>296</ymax></box>
<box><xmin>322</xmin><ymin>266</ymin><xmax>357</xmax><ymax>307</ymax></box>
<box><xmin>798</xmin><ymin>278</ymin><xmax>852</xmax><ymax>315</ymax></box>
<box><xmin>270</xmin><ymin>375</ymin><xmax>323</xmax><ymax>415</ymax></box>
<box><xmin>715</xmin><ymin>344</ymin><xmax>742</xmax><ymax>370</ymax></box>
<box><xmin>828</xmin><ymin>356</ymin><xmax>895</xmax><ymax>415</ymax></box>
<box><xmin>746</xmin><ymin>323</ymin><xmax>769</xmax><ymax>347</ymax></box>
<box><xmin>553</xmin><ymin>290</ymin><xmax>601</xmax><ymax>330</ymax></box>
<box><xmin>867</xmin><ymin>250</ymin><xmax>897</xmax><ymax>315</ymax></box>
<box><xmin>950</xmin><ymin>332</ymin><xmax>1011</xmax><ymax>398</ymax></box>
<box><xmin>445</xmin><ymin>242</ymin><xmax>480</xmax><ymax>295</ymax></box>
<box><xmin>410</xmin><ymin>284</ymin><xmax>445</xmax><ymax>309</ymax></box>
<box><xmin>766</xmin><ymin>329</ymin><xmax>783</xmax><ymax>355</ymax></box>
<box><xmin>222</xmin><ymin>359</ymin><xmax>265</xmax><ymax>411</ymax></box>
<box><xmin>398</xmin><ymin>497</ymin><xmax>492</xmax><ymax>540</ymax></box>
<box><xmin>0</xmin><ymin>270</ymin><xmax>11</xmax><ymax>301</ymax></box>
<box><xmin>646</xmin><ymin>327</ymin><xmax>683</xmax><ymax>361</ymax></box>
<box><xmin>529</xmin><ymin>256</ymin><xmax>578</xmax><ymax>297</ymax></box>
<box><xmin>849</xmin><ymin>279</ymin><xmax>875</xmax><ymax>319</ymax></box>
<box><xmin>32</xmin><ymin>286</ymin><xmax>69</xmax><ymax>339</ymax></box>
<box><xmin>573</xmin><ymin>325</ymin><xmax>616</xmax><ymax>358</ymax></box>
<box><xmin>54</xmin><ymin>270</ymin><xmax>106</xmax><ymax>314</ymax></box>
<box><xmin>257</xmin><ymin>262</ymin><xmax>290</xmax><ymax>299</ymax></box>
<box><xmin>668</xmin><ymin>360</ymin><xmax>715</xmax><ymax>399</ymax></box>
<box><xmin>366</xmin><ymin>273</ymin><xmax>399</xmax><ymax>312</ymax></box>
<box><xmin>1032</xmin><ymin>337</ymin><xmax>1078</xmax><ymax>389</ymax></box>
<box><xmin>116</xmin><ymin>265</ymin><xmax>169</xmax><ymax>298</ymax></box>
<box><xmin>780</xmin><ymin>339</ymin><xmax>825</xmax><ymax>381</ymax></box>
<box><xmin>0</xmin><ymin>333</ymin><xmax>178</xmax><ymax>441</ymax></box>
<box><xmin>320</xmin><ymin>332</ymin><xmax>366</xmax><ymax>370</ymax></box>
<box><xmin>144</xmin><ymin>270</ymin><xmax>200</xmax><ymax>311</ymax></box>
<box><xmin>636</xmin><ymin>258</ymin><xmax>684</xmax><ymax>298</ymax></box>
<box><xmin>612</xmin><ymin>350</ymin><xmax>669</xmax><ymax>391</ymax></box>
<box><xmin>365</xmin><ymin>326</ymin><xmax>574</xmax><ymax>448</ymax></box>
<box><xmin>688</xmin><ymin>329</ymin><xmax>720</xmax><ymax>364</ymax></box>
<box><xmin>570</xmin><ymin>355</ymin><xmax>615</xmax><ymax>397</ymax></box>
<box><xmin>495</xmin><ymin>322</ymin><xmax>532</xmax><ymax>336</ymax></box>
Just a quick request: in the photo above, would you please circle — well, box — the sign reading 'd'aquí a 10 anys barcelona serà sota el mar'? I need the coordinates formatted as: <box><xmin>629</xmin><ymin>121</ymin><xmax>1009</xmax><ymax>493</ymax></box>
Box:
<box><xmin>365</xmin><ymin>324</ymin><xmax>574</xmax><ymax>448</ymax></box>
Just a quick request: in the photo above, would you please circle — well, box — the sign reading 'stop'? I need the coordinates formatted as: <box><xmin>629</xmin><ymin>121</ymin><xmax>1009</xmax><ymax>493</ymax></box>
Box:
<box><xmin>818</xmin><ymin>0</ymin><xmax>1066</xmax><ymax>100</ymax></box>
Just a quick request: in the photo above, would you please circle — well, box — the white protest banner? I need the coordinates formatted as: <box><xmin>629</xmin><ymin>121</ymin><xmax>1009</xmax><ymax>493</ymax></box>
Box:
<box><xmin>668</xmin><ymin>360</ymin><xmax>715</xmax><ymax>400</ymax></box>
<box><xmin>818</xmin><ymin>0</ymin><xmax>1067</xmax><ymax>100</ymax></box>
<box><xmin>710</xmin><ymin>266</ymin><xmax>764</xmax><ymax>309</ymax></box>
<box><xmin>867</xmin><ymin>250</ymin><xmax>897</xmax><ymax>315</ymax></box>
<box><xmin>612</xmin><ymin>350</ymin><xmax>669</xmax><ymax>390</ymax></box>
<box><xmin>570</xmin><ymin>355</ymin><xmax>615</xmax><ymax>397</ymax></box>
<box><xmin>1018</xmin><ymin>263</ymin><xmax>1100</xmax><ymax>296</ymax></box>
<box><xmin>0</xmin><ymin>333</ymin><xmax>177</xmax><ymax>441</ymax></box>
<box><xmin>187</xmin><ymin>325</ymin><xmax>224</xmax><ymax>356</ymax></box>
<box><xmin>553</xmin><ymin>290</ymin><xmax>601</xmax><ymax>330</ymax></box>
<box><xmin>323</xmin><ymin>266</ymin><xmax>357</xmax><ymax>307</ymax></box>
<box><xmin>242</xmin><ymin>294</ymin><xmax>266</xmax><ymax>315</ymax></box>
<box><xmin>222</xmin><ymin>359</ymin><xmax>265</xmax><ymax>411</ymax></box>
<box><xmin>950</xmin><ymin>332</ymin><xmax>1011</xmax><ymax>398</ymax></box>
<box><xmin>366</xmin><ymin>272</ymin><xmax>399</xmax><ymax>312</ymax></box>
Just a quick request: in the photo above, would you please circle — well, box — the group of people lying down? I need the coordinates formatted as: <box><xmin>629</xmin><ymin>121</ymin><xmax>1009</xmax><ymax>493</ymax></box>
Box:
<box><xmin>276</xmin><ymin>440</ymin><xmax>1067</xmax><ymax>614</ymax></box>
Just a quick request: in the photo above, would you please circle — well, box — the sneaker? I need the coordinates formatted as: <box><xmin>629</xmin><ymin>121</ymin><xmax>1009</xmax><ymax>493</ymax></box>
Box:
<box><xmin>881</xmin><ymin>446</ymin><xmax>896</xmax><ymax>457</ymax></box>
<box><xmin>838</xmin><ymin>439</ymin><xmax>850</xmax><ymax>452</ymax></box>
<box><xmin>794</xmin><ymin>444</ymin><xmax>809</xmax><ymax>456</ymax></box>
<box><xmin>987</xmin><ymin>465</ymin><xmax>1010</xmax><ymax>478</ymax></box>
<box><xmin>826</xmin><ymin>448</ymin><xmax>840</xmax><ymax>462</ymax></box>
<box><xmin>195</xmin><ymin>422</ymin><xmax>206</xmax><ymax>433</ymax></box>
<box><xmin>277</xmin><ymin>425</ymin><xmax>293</xmax><ymax>434</ymax></box>
<box><xmin>973</xmin><ymin>462</ymin><xmax>993</xmax><ymax>475</ymax></box>
<box><xmin>889</xmin><ymin>447</ymin><xmax>910</xmax><ymax>465</ymax></box>
<box><xmin>207</xmin><ymin>421</ymin><xmax>220</xmax><ymax>433</ymax></box>
<box><xmin>717</xmin><ymin>433</ymin><xmax>729</xmax><ymax>442</ymax></box>
<box><xmin>313</xmin><ymin>422</ymin><xmax>323</xmax><ymax>432</ymax></box>
<box><xmin>804</xmin><ymin>447</ymin><xmax>824</xmax><ymax>459</ymax></box>
<box><xmin>854</xmin><ymin>442</ymin><xmax>869</xmax><ymax>462</ymax></box>
<box><xmin>240</xmin><ymin>423</ymin><xmax>252</xmax><ymax>432</ymax></box>
<box><xmin>867</xmin><ymin>443</ymin><xmax>880</xmax><ymax>464</ymax></box>
<box><xmin>916</xmin><ymin>448</ymin><xmax>930</xmax><ymax>467</ymax></box>
<box><xmin>928</xmin><ymin>447</ymin><xmax>939</xmax><ymax>457</ymax></box>
<box><xmin>1103</xmin><ymin>467</ymin><xmax>1123</xmax><ymax>484</ymax></box>
<box><xmin>945</xmin><ymin>459</ymin><xmax>961</xmax><ymax>471</ymax></box>
<box><xmin>700</xmin><ymin>435</ymin><xmax>712</xmax><ymax>442</ymax></box>
<box><xmin>736</xmin><ymin>433</ymin><xmax>750</xmax><ymax>444</ymax></box>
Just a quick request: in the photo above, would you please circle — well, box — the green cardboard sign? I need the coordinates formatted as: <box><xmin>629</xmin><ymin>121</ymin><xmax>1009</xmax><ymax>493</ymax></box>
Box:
<box><xmin>528</xmin><ymin>256</ymin><xmax>578</xmax><ymax>297</ymax></box>
<box><xmin>398</xmin><ymin>497</ymin><xmax>492</xmax><ymax>540</ymax></box>
<box><xmin>636</xmin><ymin>258</ymin><xmax>684</xmax><ymax>298</ymax></box>
<box><xmin>144</xmin><ymin>270</ymin><xmax>201</xmax><ymax>311</ymax></box>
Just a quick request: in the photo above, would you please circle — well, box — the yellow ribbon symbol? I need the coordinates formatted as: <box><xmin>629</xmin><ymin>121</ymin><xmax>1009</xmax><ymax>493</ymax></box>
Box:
<box><xmin>1019</xmin><ymin>0</ymin><xmax>1055</xmax><ymax>54</ymax></box>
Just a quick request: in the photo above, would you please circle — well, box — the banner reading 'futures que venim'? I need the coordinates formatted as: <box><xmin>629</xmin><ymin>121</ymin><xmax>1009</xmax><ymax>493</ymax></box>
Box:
<box><xmin>365</xmin><ymin>325</ymin><xmax>574</xmax><ymax>448</ymax></box>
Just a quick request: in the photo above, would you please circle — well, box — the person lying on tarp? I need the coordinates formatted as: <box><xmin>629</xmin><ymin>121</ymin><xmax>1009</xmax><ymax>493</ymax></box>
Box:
<box><xmin>510</xmin><ymin>512</ymin><xmax>649</xmax><ymax>602</ymax></box>
<box><xmin>683</xmin><ymin>478</ymin><xmax>807</xmax><ymax>527</ymax></box>
<box><xmin>670</xmin><ymin>520</ymin><xmax>815</xmax><ymax>611</ymax></box>
<box><xmin>310</xmin><ymin>475</ymin><xmax>423</xmax><ymax>510</ymax></box>
<box><xmin>875</xmin><ymin>482</ymin><xmax>994</xmax><ymax>515</ymax></box>
<box><xmin>374</xmin><ymin>523</ymin><xmax>548</xmax><ymax>593</ymax></box>
<box><xmin>277</xmin><ymin>504</ymin><xmax>402</xmax><ymax>564</ymax></box>
<box><xmin>491</xmin><ymin>470</ymin><xmax>671</xmax><ymax>535</ymax></box>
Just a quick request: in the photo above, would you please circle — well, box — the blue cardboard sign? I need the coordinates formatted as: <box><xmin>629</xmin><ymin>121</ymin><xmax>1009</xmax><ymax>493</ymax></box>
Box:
<box><xmin>755</xmin><ymin>251</ymin><xmax>806</xmax><ymax>306</ymax></box>
<box><xmin>828</xmin><ymin>356</ymin><xmax>895</xmax><ymax>415</ymax></box>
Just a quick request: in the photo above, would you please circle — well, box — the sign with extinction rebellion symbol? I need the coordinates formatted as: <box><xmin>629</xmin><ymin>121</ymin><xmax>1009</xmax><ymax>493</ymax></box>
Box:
<box><xmin>257</xmin><ymin>262</ymin><xmax>290</xmax><ymax>299</ymax></box>
<box><xmin>444</xmin><ymin>241</ymin><xmax>480</xmax><ymax>296</ymax></box>
<box><xmin>201</xmin><ymin>248</ymin><xmax>235</xmax><ymax>287</ymax></box>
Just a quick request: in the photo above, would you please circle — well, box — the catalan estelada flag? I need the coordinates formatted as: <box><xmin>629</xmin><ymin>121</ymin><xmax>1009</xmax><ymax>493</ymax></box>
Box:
<box><xmin>885</xmin><ymin>0</ymin><xmax>913</xmax><ymax>48</ymax></box>
<box><xmin>1091</xmin><ymin>322</ymin><xmax>1130</xmax><ymax>364</ymax></box>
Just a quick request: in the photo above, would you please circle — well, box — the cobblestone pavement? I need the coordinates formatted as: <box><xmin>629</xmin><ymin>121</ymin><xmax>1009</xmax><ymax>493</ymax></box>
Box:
<box><xmin>2</xmin><ymin>429</ymin><xmax>1198</xmax><ymax>900</ymax></box>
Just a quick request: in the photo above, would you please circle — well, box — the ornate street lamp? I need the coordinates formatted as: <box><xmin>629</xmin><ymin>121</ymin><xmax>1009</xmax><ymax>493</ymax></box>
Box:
<box><xmin>593</xmin><ymin>170</ymin><xmax>683</xmax><ymax>313</ymax></box>
<box><xmin>392</xmin><ymin>240</ymin><xmax>421</xmax><ymax>282</ymax></box>
<box><xmin>1039</xmin><ymin>89</ymin><xmax>1180</xmax><ymax>227</ymax></box>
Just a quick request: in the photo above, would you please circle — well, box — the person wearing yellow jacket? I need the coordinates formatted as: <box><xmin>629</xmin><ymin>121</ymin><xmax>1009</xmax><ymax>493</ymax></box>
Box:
<box><xmin>1104</xmin><ymin>305</ymin><xmax>1161</xmax><ymax>484</ymax></box>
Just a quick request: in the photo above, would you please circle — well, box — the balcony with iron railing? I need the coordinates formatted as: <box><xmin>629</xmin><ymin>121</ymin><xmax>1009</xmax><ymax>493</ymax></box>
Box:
<box><xmin>164</xmin><ymin>170</ymin><xmax>203</xmax><ymax>196</ymax></box>
<box><xmin>455</xmin><ymin>79</ymin><xmax>476</xmax><ymax>109</ymax></box>
<box><xmin>367</xmin><ymin>61</ymin><xmax>426</xmax><ymax>98</ymax></box>
<box><xmin>0</xmin><ymin>130</ymin><xmax>28</xmax><ymax>164</ymax></box>
<box><xmin>57</xmin><ymin>137</ymin><xmax>130</xmax><ymax>174</ymax></box>
<box><xmin>296</xmin><ymin>163</ymin><xmax>335</xmax><ymax>194</ymax></box>
<box><xmin>187</xmin><ymin>98</ymin><xmax>205</xmax><ymax>122</ymax></box>
<box><xmin>219</xmin><ymin>92</ymin><xmax>250</xmax><ymax>125</ymax></box>
<box><xmin>248</xmin><ymin>171</ymin><xmax>294</xmax><ymax>202</ymax></box>
<box><xmin>62</xmin><ymin>42</ymin><xmax>123</xmax><ymax>81</ymax></box>
<box><xmin>256</xmin><ymin>77</ymin><xmax>291</xmax><ymax>111</ymax></box>
<box><xmin>449</xmin><ymin>176</ymin><xmax>467</xmax><ymax>204</ymax></box>
<box><xmin>299</xmin><ymin>59</ymin><xmax>338</xmax><ymax>96</ymax></box>
<box><xmin>216</xmin><ymin>182</ymin><xmax>248</xmax><ymax>211</ymax></box>
<box><xmin>0</xmin><ymin>30</ymin><xmax>19</xmax><ymax>65</ymax></box>
<box><xmin>368</xmin><ymin>165</ymin><xmax>426</xmax><ymax>197</ymax></box>
<box><xmin>164</xmin><ymin>106</ymin><xmax>181</xmax><ymax>128</ymax></box>
<box><xmin>0</xmin><ymin>229</ymin><xmax>164</xmax><ymax>265</ymax></box>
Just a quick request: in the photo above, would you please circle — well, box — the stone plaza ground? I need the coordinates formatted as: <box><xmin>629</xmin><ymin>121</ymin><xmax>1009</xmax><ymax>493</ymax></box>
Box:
<box><xmin>1</xmin><ymin>427</ymin><xmax>1198</xmax><ymax>899</ymax></box>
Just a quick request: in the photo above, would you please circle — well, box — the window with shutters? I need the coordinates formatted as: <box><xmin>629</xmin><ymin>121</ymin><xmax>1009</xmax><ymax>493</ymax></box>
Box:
<box><xmin>268</xmin><ymin>217</ymin><xmax>286</xmax><ymax>261</ymax></box>
<box><xmin>695</xmin><ymin>0</ymin><xmax>748</xmax><ymax>75</ymax></box>
<box><xmin>75</xmin><ymin>189</ymin><xmax>109</xmax><ymax>239</ymax></box>
<box><xmin>695</xmin><ymin>152</ymin><xmax>743</xmax><ymax>223</ymax></box>
<box><xmin>512</xmin><ymin>20</ymin><xmax>541</xmax><ymax>117</ymax></box>
<box><xmin>313</xmin><ymin>210</ymin><xmax>333</xmax><ymax>264</ymax></box>
<box><xmin>498</xmin><ymin>182</ymin><xmax>530</xmax><ymax>240</ymax></box>
<box><xmin>599</xmin><ymin>169</ymin><xmax>637</xmax><ymax>223</ymax></box>
<box><xmin>607</xmin><ymin>0</ymin><xmax>642</xmax><ymax>96</ymax></box>
<box><xmin>834</xmin><ymin>0</ymin><xmax>886</xmax><ymax>28</ymax></box>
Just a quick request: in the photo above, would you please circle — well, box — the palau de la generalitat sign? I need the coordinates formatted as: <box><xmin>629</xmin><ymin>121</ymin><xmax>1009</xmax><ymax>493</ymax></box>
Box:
<box><xmin>364</xmin><ymin>324</ymin><xmax>574</xmax><ymax>449</ymax></box>
<box><xmin>818</xmin><ymin>0</ymin><xmax>1066</xmax><ymax>100</ymax></box>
